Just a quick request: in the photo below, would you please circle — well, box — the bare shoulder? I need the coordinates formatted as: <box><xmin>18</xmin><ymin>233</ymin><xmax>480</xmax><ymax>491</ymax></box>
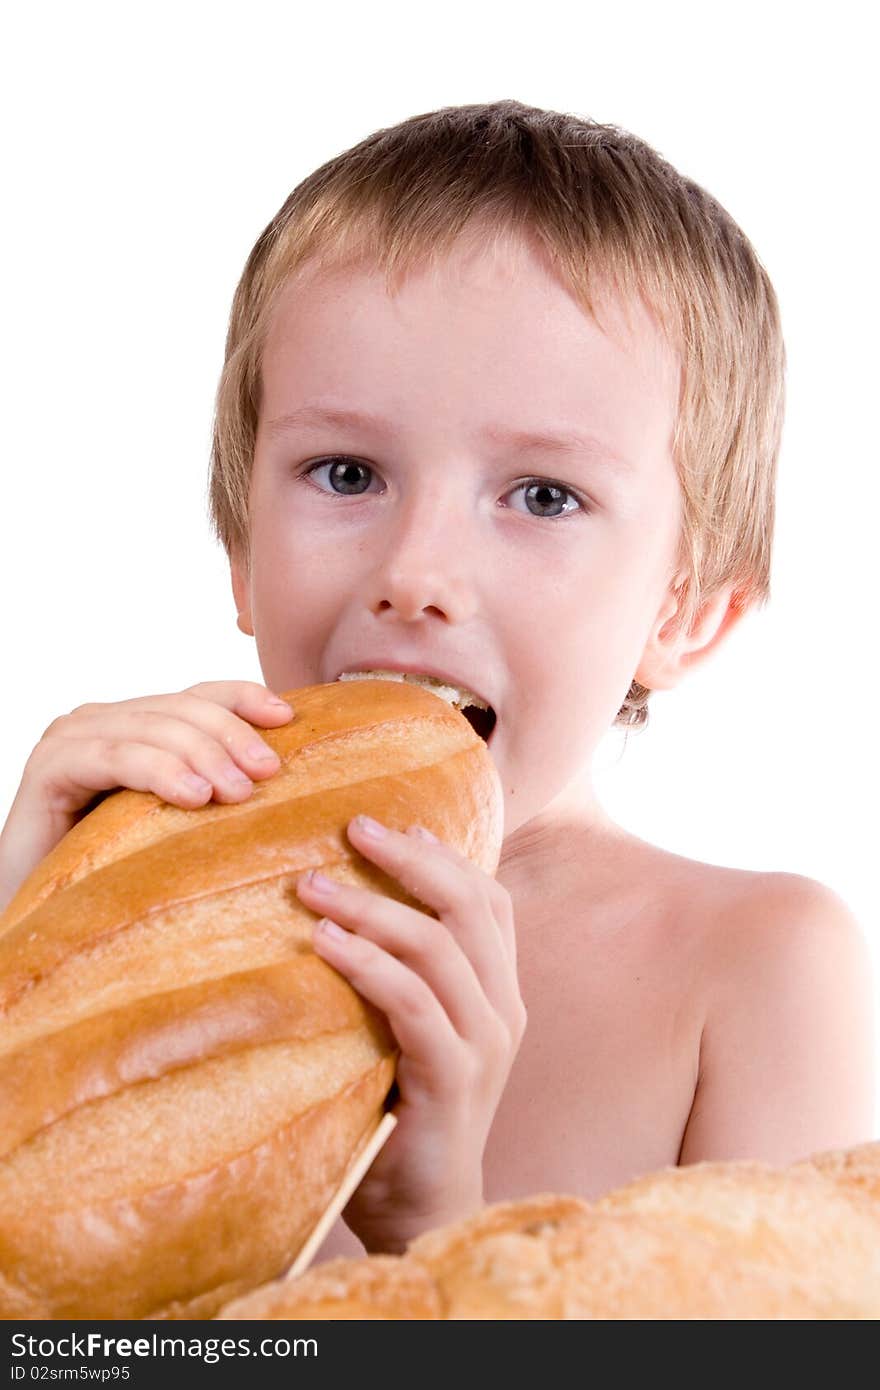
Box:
<box><xmin>598</xmin><ymin>832</ymin><xmax>875</xmax><ymax>1161</ymax></box>
<box><xmin>670</xmin><ymin>858</ymin><xmax>877</xmax><ymax>1165</ymax></box>
<box><xmin>635</xmin><ymin>841</ymin><xmax>874</xmax><ymax>1059</ymax></box>
<box><xmin>691</xmin><ymin>863</ymin><xmax>872</xmax><ymax>991</ymax></box>
<box><xmin>595</xmin><ymin>827</ymin><xmax>785</xmax><ymax>950</ymax></box>
<box><xmin>612</xmin><ymin>830</ymin><xmax>867</xmax><ymax>963</ymax></box>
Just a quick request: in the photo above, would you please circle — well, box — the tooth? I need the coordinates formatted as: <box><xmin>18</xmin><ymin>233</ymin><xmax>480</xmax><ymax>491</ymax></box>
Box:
<box><xmin>337</xmin><ymin>669</ymin><xmax>488</xmax><ymax>711</ymax></box>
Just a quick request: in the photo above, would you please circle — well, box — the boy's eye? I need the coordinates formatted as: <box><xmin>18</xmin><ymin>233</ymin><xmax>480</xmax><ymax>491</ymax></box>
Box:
<box><xmin>301</xmin><ymin>456</ymin><xmax>587</xmax><ymax>520</ymax></box>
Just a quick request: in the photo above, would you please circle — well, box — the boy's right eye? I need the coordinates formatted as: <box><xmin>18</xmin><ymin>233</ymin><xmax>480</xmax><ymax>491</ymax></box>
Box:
<box><xmin>302</xmin><ymin>456</ymin><xmax>375</xmax><ymax>496</ymax></box>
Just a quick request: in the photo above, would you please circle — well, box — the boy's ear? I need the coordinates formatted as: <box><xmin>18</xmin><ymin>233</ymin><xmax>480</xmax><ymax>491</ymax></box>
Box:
<box><xmin>230</xmin><ymin>550</ymin><xmax>255</xmax><ymax>637</ymax></box>
<box><xmin>634</xmin><ymin>580</ymin><xmax>746</xmax><ymax>692</ymax></box>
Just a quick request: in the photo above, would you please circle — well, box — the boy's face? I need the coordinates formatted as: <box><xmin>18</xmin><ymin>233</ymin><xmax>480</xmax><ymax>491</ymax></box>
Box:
<box><xmin>232</xmin><ymin>231</ymin><xmax>684</xmax><ymax>856</ymax></box>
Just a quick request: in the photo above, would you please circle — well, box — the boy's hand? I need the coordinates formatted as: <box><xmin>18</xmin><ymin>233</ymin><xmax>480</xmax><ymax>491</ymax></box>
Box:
<box><xmin>296</xmin><ymin>815</ymin><xmax>527</xmax><ymax>1255</ymax></box>
<box><xmin>0</xmin><ymin>681</ymin><xmax>295</xmax><ymax>913</ymax></box>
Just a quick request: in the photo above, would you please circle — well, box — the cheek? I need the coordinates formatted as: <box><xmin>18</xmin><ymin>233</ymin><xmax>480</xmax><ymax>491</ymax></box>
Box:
<box><xmin>248</xmin><ymin>531</ymin><xmax>314</xmax><ymax>635</ymax></box>
<box><xmin>505</xmin><ymin>586</ymin><xmax>629</xmax><ymax>726</ymax></box>
<box><xmin>594</xmin><ymin>573</ymin><xmax>662</xmax><ymax>668</ymax></box>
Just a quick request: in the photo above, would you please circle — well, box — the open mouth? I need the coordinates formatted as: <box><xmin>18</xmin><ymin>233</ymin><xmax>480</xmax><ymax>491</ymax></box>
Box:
<box><xmin>336</xmin><ymin>670</ymin><xmax>498</xmax><ymax>745</ymax></box>
<box><xmin>460</xmin><ymin>704</ymin><xmax>498</xmax><ymax>744</ymax></box>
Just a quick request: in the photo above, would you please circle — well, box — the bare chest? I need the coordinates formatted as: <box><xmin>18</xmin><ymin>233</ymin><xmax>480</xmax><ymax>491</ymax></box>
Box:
<box><xmin>481</xmin><ymin>885</ymin><xmax>704</xmax><ymax>1206</ymax></box>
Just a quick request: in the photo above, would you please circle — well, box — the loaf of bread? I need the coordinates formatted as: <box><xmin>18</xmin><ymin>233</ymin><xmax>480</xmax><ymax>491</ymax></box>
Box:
<box><xmin>216</xmin><ymin>1140</ymin><xmax>880</xmax><ymax>1319</ymax></box>
<box><xmin>0</xmin><ymin>677</ymin><xmax>503</xmax><ymax>1320</ymax></box>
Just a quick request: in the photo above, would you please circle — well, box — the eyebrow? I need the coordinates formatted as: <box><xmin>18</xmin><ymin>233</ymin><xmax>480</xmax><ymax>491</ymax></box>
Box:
<box><xmin>264</xmin><ymin>404</ymin><xmax>635</xmax><ymax>471</ymax></box>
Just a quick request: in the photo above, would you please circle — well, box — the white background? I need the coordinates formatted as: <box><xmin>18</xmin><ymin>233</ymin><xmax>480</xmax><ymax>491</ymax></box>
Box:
<box><xmin>2</xmin><ymin>2</ymin><xmax>877</xmax><ymax>1128</ymax></box>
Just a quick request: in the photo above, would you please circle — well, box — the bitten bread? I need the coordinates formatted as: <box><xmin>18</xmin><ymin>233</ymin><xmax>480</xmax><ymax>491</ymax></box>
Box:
<box><xmin>216</xmin><ymin>1140</ymin><xmax>880</xmax><ymax>1320</ymax></box>
<box><xmin>0</xmin><ymin>677</ymin><xmax>504</xmax><ymax>1320</ymax></box>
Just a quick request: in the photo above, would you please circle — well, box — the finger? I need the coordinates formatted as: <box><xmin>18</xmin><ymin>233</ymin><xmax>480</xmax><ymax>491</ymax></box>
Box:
<box><xmin>183</xmin><ymin>680</ymin><xmax>295</xmax><ymax>724</ymax></box>
<box><xmin>310</xmin><ymin>917</ymin><xmax>467</xmax><ymax>1098</ymax></box>
<box><xmin>66</xmin><ymin>707</ymin><xmax>282</xmax><ymax>800</ymax></box>
<box><xmin>28</xmin><ymin>734</ymin><xmax>223</xmax><ymax>814</ymax></box>
<box><xmin>296</xmin><ymin>869</ymin><xmax>495</xmax><ymax>1045</ymax></box>
<box><xmin>71</xmin><ymin>682</ymin><xmax>295</xmax><ymax>729</ymax></box>
<box><xmin>345</xmin><ymin>816</ymin><xmax>520</xmax><ymax>1013</ymax></box>
<box><xmin>58</xmin><ymin>691</ymin><xmax>293</xmax><ymax>791</ymax></box>
<box><xmin>402</xmin><ymin>825</ymin><xmax>518</xmax><ymax>975</ymax></box>
<box><xmin>159</xmin><ymin>687</ymin><xmax>295</xmax><ymax>775</ymax></box>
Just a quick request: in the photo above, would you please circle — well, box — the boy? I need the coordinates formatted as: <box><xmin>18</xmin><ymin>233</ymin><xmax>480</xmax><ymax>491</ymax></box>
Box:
<box><xmin>0</xmin><ymin>100</ymin><xmax>873</xmax><ymax>1265</ymax></box>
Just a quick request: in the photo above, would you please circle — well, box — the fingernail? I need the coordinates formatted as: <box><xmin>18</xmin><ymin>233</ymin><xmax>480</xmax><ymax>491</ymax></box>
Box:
<box><xmin>316</xmin><ymin>918</ymin><xmax>347</xmax><ymax>941</ymax></box>
<box><xmin>247</xmin><ymin>740</ymin><xmax>279</xmax><ymax>762</ymax></box>
<box><xmin>354</xmin><ymin>815</ymin><xmax>386</xmax><ymax>839</ymax></box>
<box><xmin>182</xmin><ymin>774</ymin><xmax>212</xmax><ymax>795</ymax></box>
<box><xmin>267</xmin><ymin>696</ymin><xmax>293</xmax><ymax>710</ymax></box>
<box><xmin>305</xmin><ymin>870</ymin><xmax>337</xmax><ymax>895</ymax></box>
<box><xmin>225</xmin><ymin>766</ymin><xmax>252</xmax><ymax>786</ymax></box>
<box><xmin>409</xmin><ymin>825</ymin><xmax>439</xmax><ymax>843</ymax></box>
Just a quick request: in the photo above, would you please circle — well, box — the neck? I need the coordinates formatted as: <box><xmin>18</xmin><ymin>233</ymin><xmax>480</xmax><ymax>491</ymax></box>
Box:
<box><xmin>496</xmin><ymin>764</ymin><xmax>618</xmax><ymax>897</ymax></box>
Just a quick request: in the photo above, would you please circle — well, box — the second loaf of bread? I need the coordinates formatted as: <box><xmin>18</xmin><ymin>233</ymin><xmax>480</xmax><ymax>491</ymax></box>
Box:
<box><xmin>216</xmin><ymin>1140</ymin><xmax>880</xmax><ymax>1320</ymax></box>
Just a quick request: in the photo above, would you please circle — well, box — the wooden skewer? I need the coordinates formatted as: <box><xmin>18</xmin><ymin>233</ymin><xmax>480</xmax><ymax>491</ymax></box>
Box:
<box><xmin>284</xmin><ymin>1111</ymin><xmax>399</xmax><ymax>1282</ymax></box>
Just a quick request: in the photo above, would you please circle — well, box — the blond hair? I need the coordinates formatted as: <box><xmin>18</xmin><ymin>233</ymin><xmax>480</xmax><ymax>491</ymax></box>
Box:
<box><xmin>207</xmin><ymin>99</ymin><xmax>785</xmax><ymax>730</ymax></box>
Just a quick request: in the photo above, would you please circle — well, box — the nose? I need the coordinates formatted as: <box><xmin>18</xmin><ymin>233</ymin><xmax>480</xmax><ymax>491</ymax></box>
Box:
<box><xmin>366</xmin><ymin>490</ymin><xmax>480</xmax><ymax>625</ymax></box>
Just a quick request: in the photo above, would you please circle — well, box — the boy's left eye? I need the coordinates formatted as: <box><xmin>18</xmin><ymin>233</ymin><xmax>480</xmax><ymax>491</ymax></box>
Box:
<box><xmin>512</xmin><ymin>478</ymin><xmax>585</xmax><ymax>520</ymax></box>
<box><xmin>299</xmin><ymin>456</ymin><xmax>589</xmax><ymax>520</ymax></box>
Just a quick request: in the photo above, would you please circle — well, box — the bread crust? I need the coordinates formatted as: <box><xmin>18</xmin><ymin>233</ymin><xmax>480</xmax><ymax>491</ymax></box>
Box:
<box><xmin>0</xmin><ymin>680</ymin><xmax>502</xmax><ymax>1320</ymax></box>
<box><xmin>216</xmin><ymin>1256</ymin><xmax>442</xmax><ymax>1321</ymax></box>
<box><xmin>213</xmin><ymin>1143</ymin><xmax>880</xmax><ymax>1320</ymax></box>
